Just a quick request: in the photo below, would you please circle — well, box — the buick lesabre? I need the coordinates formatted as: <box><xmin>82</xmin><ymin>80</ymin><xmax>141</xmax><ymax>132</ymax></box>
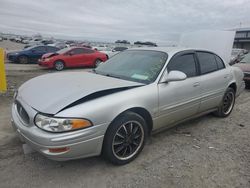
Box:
<box><xmin>11</xmin><ymin>47</ymin><xmax>244</xmax><ymax>165</ymax></box>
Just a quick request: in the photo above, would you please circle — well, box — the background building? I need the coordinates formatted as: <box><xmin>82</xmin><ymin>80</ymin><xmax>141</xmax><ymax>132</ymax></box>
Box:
<box><xmin>233</xmin><ymin>28</ymin><xmax>250</xmax><ymax>50</ymax></box>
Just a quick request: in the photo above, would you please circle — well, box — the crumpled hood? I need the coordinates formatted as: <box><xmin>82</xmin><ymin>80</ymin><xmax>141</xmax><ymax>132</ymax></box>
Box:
<box><xmin>18</xmin><ymin>71</ymin><xmax>143</xmax><ymax>114</ymax></box>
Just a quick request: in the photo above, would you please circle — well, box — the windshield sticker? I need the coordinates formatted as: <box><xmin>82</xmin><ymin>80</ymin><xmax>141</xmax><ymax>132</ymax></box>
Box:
<box><xmin>131</xmin><ymin>74</ymin><xmax>149</xmax><ymax>80</ymax></box>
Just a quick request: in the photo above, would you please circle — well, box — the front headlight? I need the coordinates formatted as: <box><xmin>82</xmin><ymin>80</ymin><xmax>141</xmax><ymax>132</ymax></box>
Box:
<box><xmin>13</xmin><ymin>90</ymin><xmax>18</xmax><ymax>99</ymax></box>
<box><xmin>34</xmin><ymin>114</ymin><xmax>92</xmax><ymax>132</ymax></box>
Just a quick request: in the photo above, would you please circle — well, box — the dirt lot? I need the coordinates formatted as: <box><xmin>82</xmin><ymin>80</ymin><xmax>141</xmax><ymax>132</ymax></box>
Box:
<box><xmin>0</xmin><ymin>41</ymin><xmax>250</xmax><ymax>188</ymax></box>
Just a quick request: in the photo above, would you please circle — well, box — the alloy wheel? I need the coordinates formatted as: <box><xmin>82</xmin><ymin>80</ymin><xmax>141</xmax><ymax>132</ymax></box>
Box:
<box><xmin>222</xmin><ymin>91</ymin><xmax>235</xmax><ymax>115</ymax></box>
<box><xmin>112</xmin><ymin>121</ymin><xmax>144</xmax><ymax>160</ymax></box>
<box><xmin>55</xmin><ymin>61</ymin><xmax>64</xmax><ymax>71</ymax></box>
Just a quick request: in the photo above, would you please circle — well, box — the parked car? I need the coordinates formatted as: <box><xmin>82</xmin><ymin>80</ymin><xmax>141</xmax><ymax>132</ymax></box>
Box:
<box><xmin>7</xmin><ymin>45</ymin><xmax>59</xmax><ymax>64</ymax></box>
<box><xmin>41</xmin><ymin>39</ymin><xmax>54</xmax><ymax>45</ymax></box>
<box><xmin>101</xmin><ymin>46</ymin><xmax>128</xmax><ymax>58</ymax></box>
<box><xmin>0</xmin><ymin>37</ymin><xmax>3</xmax><ymax>42</ymax></box>
<box><xmin>229</xmin><ymin>48</ymin><xmax>248</xmax><ymax>65</ymax></box>
<box><xmin>233</xmin><ymin>53</ymin><xmax>250</xmax><ymax>88</ymax></box>
<box><xmin>24</xmin><ymin>38</ymin><xmax>43</xmax><ymax>48</ymax></box>
<box><xmin>11</xmin><ymin>48</ymin><xmax>244</xmax><ymax>165</ymax></box>
<box><xmin>48</xmin><ymin>42</ymin><xmax>68</xmax><ymax>49</ymax></box>
<box><xmin>14</xmin><ymin>37</ymin><xmax>22</xmax><ymax>43</ymax></box>
<box><xmin>38</xmin><ymin>47</ymin><xmax>108</xmax><ymax>70</ymax></box>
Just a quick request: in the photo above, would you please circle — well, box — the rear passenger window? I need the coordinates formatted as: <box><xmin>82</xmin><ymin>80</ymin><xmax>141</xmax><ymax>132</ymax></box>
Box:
<box><xmin>197</xmin><ymin>52</ymin><xmax>218</xmax><ymax>74</ymax></box>
<box><xmin>167</xmin><ymin>54</ymin><xmax>197</xmax><ymax>77</ymax></box>
<box><xmin>214</xmin><ymin>55</ymin><xmax>225</xmax><ymax>70</ymax></box>
<box><xmin>72</xmin><ymin>48</ymin><xmax>85</xmax><ymax>55</ymax></box>
<box><xmin>82</xmin><ymin>49</ymin><xmax>94</xmax><ymax>54</ymax></box>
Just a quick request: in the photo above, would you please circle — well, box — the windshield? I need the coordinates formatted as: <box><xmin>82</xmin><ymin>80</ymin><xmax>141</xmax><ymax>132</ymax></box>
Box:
<box><xmin>240</xmin><ymin>53</ymin><xmax>250</xmax><ymax>63</ymax></box>
<box><xmin>95</xmin><ymin>50</ymin><xmax>168</xmax><ymax>84</ymax></box>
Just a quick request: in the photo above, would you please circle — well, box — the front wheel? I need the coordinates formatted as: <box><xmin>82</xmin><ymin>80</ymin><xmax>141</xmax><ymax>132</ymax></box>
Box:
<box><xmin>102</xmin><ymin>111</ymin><xmax>148</xmax><ymax>165</ymax></box>
<box><xmin>54</xmin><ymin>60</ymin><xmax>65</xmax><ymax>71</ymax></box>
<box><xmin>214</xmin><ymin>87</ymin><xmax>235</xmax><ymax>117</ymax></box>
<box><xmin>18</xmin><ymin>56</ymin><xmax>28</xmax><ymax>64</ymax></box>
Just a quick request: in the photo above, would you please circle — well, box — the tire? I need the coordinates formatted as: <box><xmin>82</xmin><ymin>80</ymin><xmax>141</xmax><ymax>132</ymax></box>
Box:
<box><xmin>18</xmin><ymin>56</ymin><xmax>28</xmax><ymax>64</ymax></box>
<box><xmin>214</xmin><ymin>87</ymin><xmax>235</xmax><ymax>117</ymax></box>
<box><xmin>102</xmin><ymin>111</ymin><xmax>148</xmax><ymax>165</ymax></box>
<box><xmin>94</xmin><ymin>59</ymin><xmax>102</xmax><ymax>67</ymax></box>
<box><xmin>54</xmin><ymin>60</ymin><xmax>65</xmax><ymax>71</ymax></box>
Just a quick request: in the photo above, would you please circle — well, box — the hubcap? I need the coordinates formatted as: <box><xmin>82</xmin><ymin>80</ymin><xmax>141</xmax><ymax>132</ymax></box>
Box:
<box><xmin>223</xmin><ymin>91</ymin><xmax>234</xmax><ymax>115</ymax></box>
<box><xmin>55</xmin><ymin>62</ymin><xmax>64</xmax><ymax>70</ymax></box>
<box><xmin>112</xmin><ymin>121</ymin><xmax>144</xmax><ymax>160</ymax></box>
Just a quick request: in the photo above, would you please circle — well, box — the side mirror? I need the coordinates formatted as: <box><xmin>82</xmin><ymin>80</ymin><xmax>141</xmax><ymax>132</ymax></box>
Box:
<box><xmin>161</xmin><ymin>70</ymin><xmax>187</xmax><ymax>83</ymax></box>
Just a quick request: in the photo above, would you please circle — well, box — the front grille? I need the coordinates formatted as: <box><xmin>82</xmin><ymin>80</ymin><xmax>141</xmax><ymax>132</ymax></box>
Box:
<box><xmin>15</xmin><ymin>100</ymin><xmax>30</xmax><ymax>124</ymax></box>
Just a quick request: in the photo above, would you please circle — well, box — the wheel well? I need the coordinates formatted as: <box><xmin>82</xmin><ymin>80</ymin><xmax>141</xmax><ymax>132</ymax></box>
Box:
<box><xmin>229</xmin><ymin>83</ymin><xmax>237</xmax><ymax>93</ymax></box>
<box><xmin>106</xmin><ymin>55</ymin><xmax>109</xmax><ymax>59</ymax></box>
<box><xmin>127</xmin><ymin>107</ymin><xmax>153</xmax><ymax>135</ymax></box>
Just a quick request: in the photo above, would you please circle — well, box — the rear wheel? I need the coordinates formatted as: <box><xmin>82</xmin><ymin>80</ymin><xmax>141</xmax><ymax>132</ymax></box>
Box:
<box><xmin>18</xmin><ymin>56</ymin><xmax>28</xmax><ymax>64</ymax></box>
<box><xmin>54</xmin><ymin>60</ymin><xmax>65</xmax><ymax>71</ymax></box>
<box><xmin>214</xmin><ymin>87</ymin><xmax>235</xmax><ymax>117</ymax></box>
<box><xmin>103</xmin><ymin>111</ymin><xmax>148</xmax><ymax>165</ymax></box>
<box><xmin>94</xmin><ymin>59</ymin><xmax>102</xmax><ymax>67</ymax></box>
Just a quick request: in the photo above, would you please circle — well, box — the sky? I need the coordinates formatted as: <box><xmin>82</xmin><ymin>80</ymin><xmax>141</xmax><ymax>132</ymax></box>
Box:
<box><xmin>1</xmin><ymin>0</ymin><xmax>250</xmax><ymax>44</ymax></box>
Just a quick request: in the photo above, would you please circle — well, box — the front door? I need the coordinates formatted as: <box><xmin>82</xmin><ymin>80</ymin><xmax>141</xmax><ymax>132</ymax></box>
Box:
<box><xmin>155</xmin><ymin>52</ymin><xmax>202</xmax><ymax>130</ymax></box>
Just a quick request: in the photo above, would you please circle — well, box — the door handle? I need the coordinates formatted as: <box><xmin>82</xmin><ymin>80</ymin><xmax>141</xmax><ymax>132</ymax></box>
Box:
<box><xmin>193</xmin><ymin>82</ymin><xmax>200</xmax><ymax>87</ymax></box>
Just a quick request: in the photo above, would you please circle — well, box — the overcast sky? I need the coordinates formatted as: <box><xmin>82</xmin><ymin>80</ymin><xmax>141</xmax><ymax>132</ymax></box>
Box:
<box><xmin>1</xmin><ymin>0</ymin><xmax>250</xmax><ymax>44</ymax></box>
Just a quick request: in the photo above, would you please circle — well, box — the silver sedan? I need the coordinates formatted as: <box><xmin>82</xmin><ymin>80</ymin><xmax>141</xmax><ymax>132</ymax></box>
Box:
<box><xmin>11</xmin><ymin>47</ymin><xmax>245</xmax><ymax>165</ymax></box>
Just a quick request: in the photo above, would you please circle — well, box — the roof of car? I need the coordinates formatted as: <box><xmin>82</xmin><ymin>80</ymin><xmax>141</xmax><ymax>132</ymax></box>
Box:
<box><xmin>127</xmin><ymin>47</ymin><xmax>216</xmax><ymax>56</ymax></box>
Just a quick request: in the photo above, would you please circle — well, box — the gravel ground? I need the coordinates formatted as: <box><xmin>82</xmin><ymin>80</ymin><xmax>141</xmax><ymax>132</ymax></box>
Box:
<box><xmin>0</xmin><ymin>40</ymin><xmax>25</xmax><ymax>52</ymax></box>
<box><xmin>0</xmin><ymin>41</ymin><xmax>249</xmax><ymax>188</ymax></box>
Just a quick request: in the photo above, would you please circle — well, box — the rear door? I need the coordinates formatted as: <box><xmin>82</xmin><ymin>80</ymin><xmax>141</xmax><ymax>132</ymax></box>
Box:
<box><xmin>195</xmin><ymin>51</ymin><xmax>230</xmax><ymax>112</ymax></box>
<box><xmin>80</xmin><ymin>48</ymin><xmax>97</xmax><ymax>66</ymax></box>
<box><xmin>30</xmin><ymin>46</ymin><xmax>46</xmax><ymax>62</ymax></box>
<box><xmin>156</xmin><ymin>51</ymin><xmax>202</xmax><ymax>129</ymax></box>
<box><xmin>63</xmin><ymin>48</ymin><xmax>85</xmax><ymax>67</ymax></box>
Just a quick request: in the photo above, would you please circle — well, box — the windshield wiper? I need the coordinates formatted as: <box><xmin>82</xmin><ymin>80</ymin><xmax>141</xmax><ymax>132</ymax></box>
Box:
<box><xmin>105</xmin><ymin>74</ymin><xmax>121</xmax><ymax>79</ymax></box>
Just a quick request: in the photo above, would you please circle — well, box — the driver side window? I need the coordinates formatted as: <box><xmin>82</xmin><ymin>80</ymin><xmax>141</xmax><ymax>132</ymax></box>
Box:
<box><xmin>32</xmin><ymin>46</ymin><xmax>46</xmax><ymax>53</ymax></box>
<box><xmin>167</xmin><ymin>54</ymin><xmax>197</xmax><ymax>78</ymax></box>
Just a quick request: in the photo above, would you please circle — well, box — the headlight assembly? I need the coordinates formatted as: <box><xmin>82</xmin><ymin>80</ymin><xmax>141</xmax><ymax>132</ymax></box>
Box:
<box><xmin>13</xmin><ymin>90</ymin><xmax>18</xmax><ymax>99</ymax></box>
<box><xmin>34</xmin><ymin>114</ymin><xmax>92</xmax><ymax>132</ymax></box>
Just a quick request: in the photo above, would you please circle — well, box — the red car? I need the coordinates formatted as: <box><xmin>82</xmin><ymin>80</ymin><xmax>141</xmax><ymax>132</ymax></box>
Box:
<box><xmin>38</xmin><ymin>47</ymin><xmax>108</xmax><ymax>70</ymax></box>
